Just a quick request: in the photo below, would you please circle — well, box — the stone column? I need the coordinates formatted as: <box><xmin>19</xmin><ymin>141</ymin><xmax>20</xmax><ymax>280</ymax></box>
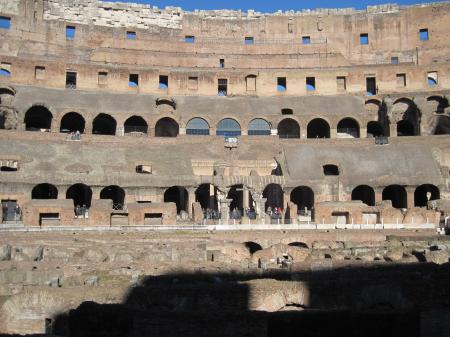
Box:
<box><xmin>254</xmin><ymin>197</ymin><xmax>267</xmax><ymax>222</ymax></box>
<box><xmin>330</xmin><ymin>128</ymin><xmax>337</xmax><ymax>139</ymax></box>
<box><xmin>219</xmin><ymin>198</ymin><xmax>232</xmax><ymax>222</ymax></box>
<box><xmin>406</xmin><ymin>187</ymin><xmax>415</xmax><ymax>209</ymax></box>
<box><xmin>389</xmin><ymin>124</ymin><xmax>397</xmax><ymax>137</ymax></box>
<box><xmin>187</xmin><ymin>188</ymin><xmax>195</xmax><ymax>217</ymax></box>
<box><xmin>179</xmin><ymin>127</ymin><xmax>186</xmax><ymax>135</ymax></box>
<box><xmin>243</xmin><ymin>189</ymin><xmax>250</xmax><ymax>209</ymax></box>
<box><xmin>360</xmin><ymin>127</ymin><xmax>367</xmax><ymax>138</ymax></box>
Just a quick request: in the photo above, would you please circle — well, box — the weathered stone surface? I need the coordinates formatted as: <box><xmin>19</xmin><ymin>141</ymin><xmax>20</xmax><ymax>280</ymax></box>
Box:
<box><xmin>0</xmin><ymin>244</ymin><xmax>12</xmax><ymax>261</ymax></box>
<box><xmin>426</xmin><ymin>251</ymin><xmax>449</xmax><ymax>265</ymax></box>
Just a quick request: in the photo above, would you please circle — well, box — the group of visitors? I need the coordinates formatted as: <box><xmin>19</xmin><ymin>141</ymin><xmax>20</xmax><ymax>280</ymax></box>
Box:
<box><xmin>267</xmin><ymin>206</ymin><xmax>283</xmax><ymax>219</ymax></box>
<box><xmin>203</xmin><ymin>208</ymin><xmax>220</xmax><ymax>220</ymax></box>
<box><xmin>230</xmin><ymin>207</ymin><xmax>257</xmax><ymax>220</ymax></box>
<box><xmin>75</xmin><ymin>204</ymin><xmax>88</xmax><ymax>218</ymax></box>
<box><xmin>1</xmin><ymin>203</ymin><xmax>21</xmax><ymax>223</ymax></box>
<box><xmin>68</xmin><ymin>130</ymin><xmax>81</xmax><ymax>141</ymax></box>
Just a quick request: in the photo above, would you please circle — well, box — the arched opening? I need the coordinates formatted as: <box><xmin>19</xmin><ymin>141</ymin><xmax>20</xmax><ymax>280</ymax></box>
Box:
<box><xmin>244</xmin><ymin>241</ymin><xmax>262</xmax><ymax>254</ymax></box>
<box><xmin>288</xmin><ymin>242</ymin><xmax>309</xmax><ymax>248</ymax></box>
<box><xmin>92</xmin><ymin>114</ymin><xmax>116</xmax><ymax>135</ymax></box>
<box><xmin>216</xmin><ymin>118</ymin><xmax>241</xmax><ymax>137</ymax></box>
<box><xmin>263</xmin><ymin>184</ymin><xmax>284</xmax><ymax>211</ymax></box>
<box><xmin>307</xmin><ymin>118</ymin><xmax>330</xmax><ymax>138</ymax></box>
<box><xmin>164</xmin><ymin>186</ymin><xmax>188</xmax><ymax>213</ymax></box>
<box><xmin>367</xmin><ymin>121</ymin><xmax>384</xmax><ymax>137</ymax></box>
<box><xmin>351</xmin><ymin>185</ymin><xmax>375</xmax><ymax>206</ymax></box>
<box><xmin>397</xmin><ymin>120</ymin><xmax>415</xmax><ymax>136</ymax></box>
<box><xmin>124</xmin><ymin>116</ymin><xmax>148</xmax><ymax>135</ymax></box>
<box><xmin>60</xmin><ymin>112</ymin><xmax>85</xmax><ymax>133</ymax></box>
<box><xmin>382</xmin><ymin>185</ymin><xmax>407</xmax><ymax>209</ymax></box>
<box><xmin>24</xmin><ymin>106</ymin><xmax>52</xmax><ymax>131</ymax></box>
<box><xmin>337</xmin><ymin>118</ymin><xmax>360</xmax><ymax>138</ymax></box>
<box><xmin>427</xmin><ymin>96</ymin><xmax>448</xmax><ymax>114</ymax></box>
<box><xmin>277</xmin><ymin>118</ymin><xmax>300</xmax><ymax>139</ymax></box>
<box><xmin>433</xmin><ymin>115</ymin><xmax>450</xmax><ymax>135</ymax></box>
<box><xmin>186</xmin><ymin>118</ymin><xmax>210</xmax><ymax>135</ymax></box>
<box><xmin>414</xmin><ymin>184</ymin><xmax>440</xmax><ymax>207</ymax></box>
<box><xmin>31</xmin><ymin>183</ymin><xmax>58</xmax><ymax>199</ymax></box>
<box><xmin>248</xmin><ymin>118</ymin><xmax>271</xmax><ymax>136</ymax></box>
<box><xmin>290</xmin><ymin>186</ymin><xmax>314</xmax><ymax>213</ymax></box>
<box><xmin>195</xmin><ymin>184</ymin><xmax>218</xmax><ymax>211</ymax></box>
<box><xmin>100</xmin><ymin>185</ymin><xmax>125</xmax><ymax>209</ymax></box>
<box><xmin>227</xmin><ymin>184</ymin><xmax>254</xmax><ymax>215</ymax></box>
<box><xmin>66</xmin><ymin>183</ymin><xmax>92</xmax><ymax>208</ymax></box>
<box><xmin>155</xmin><ymin>117</ymin><xmax>179</xmax><ymax>137</ymax></box>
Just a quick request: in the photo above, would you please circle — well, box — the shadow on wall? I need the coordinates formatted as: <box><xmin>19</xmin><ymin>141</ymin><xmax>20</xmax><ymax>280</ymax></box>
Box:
<box><xmin>2</xmin><ymin>263</ymin><xmax>450</xmax><ymax>337</ymax></box>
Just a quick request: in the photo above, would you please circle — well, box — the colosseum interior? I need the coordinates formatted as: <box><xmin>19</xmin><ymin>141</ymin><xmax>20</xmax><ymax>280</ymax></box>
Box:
<box><xmin>0</xmin><ymin>0</ymin><xmax>449</xmax><ymax>336</ymax></box>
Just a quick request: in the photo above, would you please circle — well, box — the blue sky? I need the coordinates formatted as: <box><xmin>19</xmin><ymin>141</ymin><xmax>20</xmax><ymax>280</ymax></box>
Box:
<box><xmin>105</xmin><ymin>0</ymin><xmax>445</xmax><ymax>11</ymax></box>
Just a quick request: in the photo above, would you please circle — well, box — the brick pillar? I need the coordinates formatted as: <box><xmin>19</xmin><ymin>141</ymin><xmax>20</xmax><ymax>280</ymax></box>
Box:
<box><xmin>406</xmin><ymin>187</ymin><xmax>415</xmax><ymax>209</ymax></box>
<box><xmin>360</xmin><ymin>127</ymin><xmax>367</xmax><ymax>138</ymax></box>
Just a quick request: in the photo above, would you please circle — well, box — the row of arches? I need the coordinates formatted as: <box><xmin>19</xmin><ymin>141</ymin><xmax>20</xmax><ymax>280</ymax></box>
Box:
<box><xmin>25</xmin><ymin>106</ymin><xmax>430</xmax><ymax>138</ymax></box>
<box><xmin>30</xmin><ymin>183</ymin><xmax>440</xmax><ymax>214</ymax></box>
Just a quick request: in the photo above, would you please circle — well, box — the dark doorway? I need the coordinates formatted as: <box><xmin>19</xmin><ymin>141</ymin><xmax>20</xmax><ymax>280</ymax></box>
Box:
<box><xmin>414</xmin><ymin>184</ymin><xmax>439</xmax><ymax>207</ymax></box>
<box><xmin>307</xmin><ymin>118</ymin><xmax>330</xmax><ymax>138</ymax></box>
<box><xmin>278</xmin><ymin>118</ymin><xmax>300</xmax><ymax>139</ymax></box>
<box><xmin>32</xmin><ymin>183</ymin><xmax>58</xmax><ymax>199</ymax></box>
<box><xmin>290</xmin><ymin>186</ymin><xmax>314</xmax><ymax>212</ymax></box>
<box><xmin>155</xmin><ymin>117</ymin><xmax>179</xmax><ymax>137</ymax></box>
<box><xmin>66</xmin><ymin>183</ymin><xmax>92</xmax><ymax>208</ymax></box>
<box><xmin>60</xmin><ymin>112</ymin><xmax>85</xmax><ymax>133</ymax></box>
<box><xmin>382</xmin><ymin>185</ymin><xmax>407</xmax><ymax>209</ymax></box>
<box><xmin>164</xmin><ymin>186</ymin><xmax>188</xmax><ymax>213</ymax></box>
<box><xmin>92</xmin><ymin>114</ymin><xmax>117</xmax><ymax>135</ymax></box>
<box><xmin>263</xmin><ymin>184</ymin><xmax>284</xmax><ymax>210</ymax></box>
<box><xmin>367</xmin><ymin>121</ymin><xmax>384</xmax><ymax>137</ymax></box>
<box><xmin>351</xmin><ymin>185</ymin><xmax>375</xmax><ymax>206</ymax></box>
<box><xmin>227</xmin><ymin>184</ymin><xmax>253</xmax><ymax>214</ymax></box>
<box><xmin>124</xmin><ymin>116</ymin><xmax>148</xmax><ymax>134</ymax></box>
<box><xmin>100</xmin><ymin>185</ymin><xmax>125</xmax><ymax>209</ymax></box>
<box><xmin>195</xmin><ymin>184</ymin><xmax>218</xmax><ymax>210</ymax></box>
<box><xmin>337</xmin><ymin>118</ymin><xmax>360</xmax><ymax>138</ymax></box>
<box><xmin>397</xmin><ymin>120</ymin><xmax>415</xmax><ymax>136</ymax></box>
<box><xmin>25</xmin><ymin>106</ymin><xmax>52</xmax><ymax>131</ymax></box>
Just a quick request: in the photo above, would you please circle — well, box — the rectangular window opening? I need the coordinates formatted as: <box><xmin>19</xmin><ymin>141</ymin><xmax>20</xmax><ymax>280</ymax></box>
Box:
<box><xmin>219</xmin><ymin>59</ymin><xmax>225</xmax><ymax>68</ymax></box>
<box><xmin>277</xmin><ymin>77</ymin><xmax>287</xmax><ymax>92</ymax></box>
<box><xmin>360</xmin><ymin>33</ymin><xmax>369</xmax><ymax>45</ymax></box>
<box><xmin>188</xmin><ymin>76</ymin><xmax>198</xmax><ymax>90</ymax></box>
<box><xmin>185</xmin><ymin>35</ymin><xmax>195</xmax><ymax>43</ymax></box>
<box><xmin>98</xmin><ymin>71</ymin><xmax>108</xmax><ymax>85</ymax></box>
<box><xmin>391</xmin><ymin>56</ymin><xmax>399</xmax><ymax>65</ymax></box>
<box><xmin>306</xmin><ymin>77</ymin><xmax>316</xmax><ymax>91</ymax></box>
<box><xmin>366</xmin><ymin>77</ymin><xmax>376</xmax><ymax>96</ymax></box>
<box><xmin>419</xmin><ymin>28</ymin><xmax>429</xmax><ymax>41</ymax></box>
<box><xmin>337</xmin><ymin>76</ymin><xmax>346</xmax><ymax>91</ymax></box>
<box><xmin>302</xmin><ymin>36</ymin><xmax>311</xmax><ymax>44</ymax></box>
<box><xmin>35</xmin><ymin>66</ymin><xmax>45</xmax><ymax>80</ymax></box>
<box><xmin>0</xmin><ymin>16</ymin><xmax>11</xmax><ymax>30</ymax></box>
<box><xmin>246</xmin><ymin>75</ymin><xmax>256</xmax><ymax>92</ymax></box>
<box><xmin>129</xmin><ymin>73</ymin><xmax>139</xmax><ymax>87</ymax></box>
<box><xmin>396</xmin><ymin>73</ymin><xmax>406</xmax><ymax>87</ymax></box>
<box><xmin>244</xmin><ymin>36</ymin><xmax>254</xmax><ymax>45</ymax></box>
<box><xmin>136</xmin><ymin>165</ymin><xmax>151</xmax><ymax>174</ymax></box>
<box><xmin>65</xmin><ymin>71</ymin><xmax>77</xmax><ymax>89</ymax></box>
<box><xmin>288</xmin><ymin>22</ymin><xmax>293</xmax><ymax>34</ymax></box>
<box><xmin>159</xmin><ymin>75</ymin><xmax>168</xmax><ymax>89</ymax></box>
<box><xmin>126</xmin><ymin>31</ymin><xmax>136</xmax><ymax>39</ymax></box>
<box><xmin>66</xmin><ymin>25</ymin><xmax>76</xmax><ymax>40</ymax></box>
<box><xmin>427</xmin><ymin>71</ymin><xmax>438</xmax><ymax>86</ymax></box>
<box><xmin>218</xmin><ymin>78</ymin><xmax>227</xmax><ymax>96</ymax></box>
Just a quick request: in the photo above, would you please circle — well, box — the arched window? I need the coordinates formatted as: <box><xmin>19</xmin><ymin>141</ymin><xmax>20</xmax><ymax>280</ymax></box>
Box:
<box><xmin>155</xmin><ymin>117</ymin><xmax>179</xmax><ymax>137</ymax></box>
<box><xmin>186</xmin><ymin>118</ymin><xmax>210</xmax><ymax>135</ymax></box>
<box><xmin>25</xmin><ymin>106</ymin><xmax>52</xmax><ymax>131</ymax></box>
<box><xmin>307</xmin><ymin>118</ymin><xmax>330</xmax><ymax>138</ymax></box>
<box><xmin>414</xmin><ymin>184</ymin><xmax>440</xmax><ymax>207</ymax></box>
<box><xmin>66</xmin><ymin>183</ymin><xmax>92</xmax><ymax>208</ymax></box>
<box><xmin>337</xmin><ymin>118</ymin><xmax>360</xmax><ymax>138</ymax></box>
<box><xmin>92</xmin><ymin>113</ymin><xmax>116</xmax><ymax>135</ymax></box>
<box><xmin>248</xmin><ymin>118</ymin><xmax>270</xmax><ymax>136</ymax></box>
<box><xmin>32</xmin><ymin>183</ymin><xmax>58</xmax><ymax>199</ymax></box>
<box><xmin>367</xmin><ymin>121</ymin><xmax>384</xmax><ymax>137</ymax></box>
<box><xmin>382</xmin><ymin>185</ymin><xmax>407</xmax><ymax>209</ymax></box>
<box><xmin>124</xmin><ymin>116</ymin><xmax>148</xmax><ymax>134</ymax></box>
<box><xmin>216</xmin><ymin>118</ymin><xmax>241</xmax><ymax>136</ymax></box>
<box><xmin>277</xmin><ymin>118</ymin><xmax>300</xmax><ymax>139</ymax></box>
<box><xmin>351</xmin><ymin>185</ymin><xmax>375</xmax><ymax>206</ymax></box>
<box><xmin>100</xmin><ymin>185</ymin><xmax>125</xmax><ymax>209</ymax></box>
<box><xmin>164</xmin><ymin>186</ymin><xmax>188</xmax><ymax>213</ymax></box>
<box><xmin>60</xmin><ymin>112</ymin><xmax>85</xmax><ymax>133</ymax></box>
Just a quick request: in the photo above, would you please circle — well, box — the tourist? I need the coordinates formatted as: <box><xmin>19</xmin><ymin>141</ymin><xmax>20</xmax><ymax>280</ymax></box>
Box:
<box><xmin>14</xmin><ymin>204</ymin><xmax>21</xmax><ymax>222</ymax></box>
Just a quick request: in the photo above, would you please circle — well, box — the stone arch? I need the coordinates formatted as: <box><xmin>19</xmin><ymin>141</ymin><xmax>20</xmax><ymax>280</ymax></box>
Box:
<box><xmin>288</xmin><ymin>242</ymin><xmax>309</xmax><ymax>248</ymax></box>
<box><xmin>195</xmin><ymin>184</ymin><xmax>218</xmax><ymax>210</ymax></box>
<box><xmin>100</xmin><ymin>185</ymin><xmax>125</xmax><ymax>208</ymax></box>
<box><xmin>248</xmin><ymin>118</ymin><xmax>271</xmax><ymax>136</ymax></box>
<box><xmin>392</xmin><ymin>98</ymin><xmax>420</xmax><ymax>136</ymax></box>
<box><xmin>164</xmin><ymin>186</ymin><xmax>188</xmax><ymax>213</ymax></box>
<box><xmin>66</xmin><ymin>183</ymin><xmax>92</xmax><ymax>208</ymax></box>
<box><xmin>186</xmin><ymin>117</ymin><xmax>210</xmax><ymax>135</ymax></box>
<box><xmin>351</xmin><ymin>185</ymin><xmax>375</xmax><ymax>206</ymax></box>
<box><xmin>367</xmin><ymin>121</ymin><xmax>384</xmax><ymax>137</ymax></box>
<box><xmin>277</xmin><ymin>118</ymin><xmax>300</xmax><ymax>139</ymax></box>
<box><xmin>227</xmin><ymin>184</ymin><xmax>253</xmax><ymax>214</ymax></box>
<box><xmin>382</xmin><ymin>185</ymin><xmax>407</xmax><ymax>209</ymax></box>
<box><xmin>426</xmin><ymin>96</ymin><xmax>448</xmax><ymax>114</ymax></box>
<box><xmin>31</xmin><ymin>183</ymin><xmax>58</xmax><ymax>199</ymax></box>
<box><xmin>216</xmin><ymin>118</ymin><xmax>241</xmax><ymax>136</ymax></box>
<box><xmin>92</xmin><ymin>113</ymin><xmax>117</xmax><ymax>135</ymax></box>
<box><xmin>124</xmin><ymin>115</ymin><xmax>148</xmax><ymax>135</ymax></box>
<box><xmin>307</xmin><ymin>118</ymin><xmax>330</xmax><ymax>138</ymax></box>
<box><xmin>414</xmin><ymin>184</ymin><xmax>440</xmax><ymax>207</ymax></box>
<box><xmin>60</xmin><ymin>112</ymin><xmax>85</xmax><ymax>133</ymax></box>
<box><xmin>263</xmin><ymin>184</ymin><xmax>284</xmax><ymax>211</ymax></box>
<box><xmin>290</xmin><ymin>186</ymin><xmax>314</xmax><ymax>211</ymax></box>
<box><xmin>24</xmin><ymin>105</ymin><xmax>52</xmax><ymax>131</ymax></box>
<box><xmin>155</xmin><ymin>117</ymin><xmax>179</xmax><ymax>137</ymax></box>
<box><xmin>244</xmin><ymin>241</ymin><xmax>262</xmax><ymax>254</ymax></box>
<box><xmin>0</xmin><ymin>86</ymin><xmax>15</xmax><ymax>106</ymax></box>
<box><xmin>337</xmin><ymin>117</ymin><xmax>360</xmax><ymax>138</ymax></box>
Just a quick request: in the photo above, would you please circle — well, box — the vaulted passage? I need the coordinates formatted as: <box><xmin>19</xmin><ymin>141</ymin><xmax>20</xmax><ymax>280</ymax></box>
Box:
<box><xmin>60</xmin><ymin>112</ymin><xmax>85</xmax><ymax>133</ymax></box>
<box><xmin>25</xmin><ymin>106</ymin><xmax>52</xmax><ymax>131</ymax></box>
<box><xmin>263</xmin><ymin>184</ymin><xmax>284</xmax><ymax>211</ymax></box>
<box><xmin>100</xmin><ymin>185</ymin><xmax>125</xmax><ymax>209</ymax></box>
<box><xmin>414</xmin><ymin>184</ymin><xmax>440</xmax><ymax>207</ymax></box>
<box><xmin>195</xmin><ymin>184</ymin><xmax>218</xmax><ymax>210</ymax></box>
<box><xmin>397</xmin><ymin>120</ymin><xmax>415</xmax><ymax>136</ymax></box>
<box><xmin>307</xmin><ymin>118</ymin><xmax>330</xmax><ymax>138</ymax></box>
<box><xmin>155</xmin><ymin>117</ymin><xmax>179</xmax><ymax>137</ymax></box>
<box><xmin>290</xmin><ymin>186</ymin><xmax>314</xmax><ymax>212</ymax></box>
<box><xmin>32</xmin><ymin>183</ymin><xmax>58</xmax><ymax>199</ymax></box>
<box><xmin>382</xmin><ymin>185</ymin><xmax>407</xmax><ymax>209</ymax></box>
<box><xmin>124</xmin><ymin>116</ymin><xmax>148</xmax><ymax>134</ymax></box>
<box><xmin>337</xmin><ymin>118</ymin><xmax>360</xmax><ymax>138</ymax></box>
<box><xmin>277</xmin><ymin>118</ymin><xmax>300</xmax><ymax>138</ymax></box>
<box><xmin>164</xmin><ymin>186</ymin><xmax>188</xmax><ymax>213</ymax></box>
<box><xmin>367</xmin><ymin>121</ymin><xmax>384</xmax><ymax>137</ymax></box>
<box><xmin>66</xmin><ymin>183</ymin><xmax>92</xmax><ymax>208</ymax></box>
<box><xmin>351</xmin><ymin>185</ymin><xmax>375</xmax><ymax>206</ymax></box>
<box><xmin>92</xmin><ymin>114</ymin><xmax>116</xmax><ymax>135</ymax></box>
